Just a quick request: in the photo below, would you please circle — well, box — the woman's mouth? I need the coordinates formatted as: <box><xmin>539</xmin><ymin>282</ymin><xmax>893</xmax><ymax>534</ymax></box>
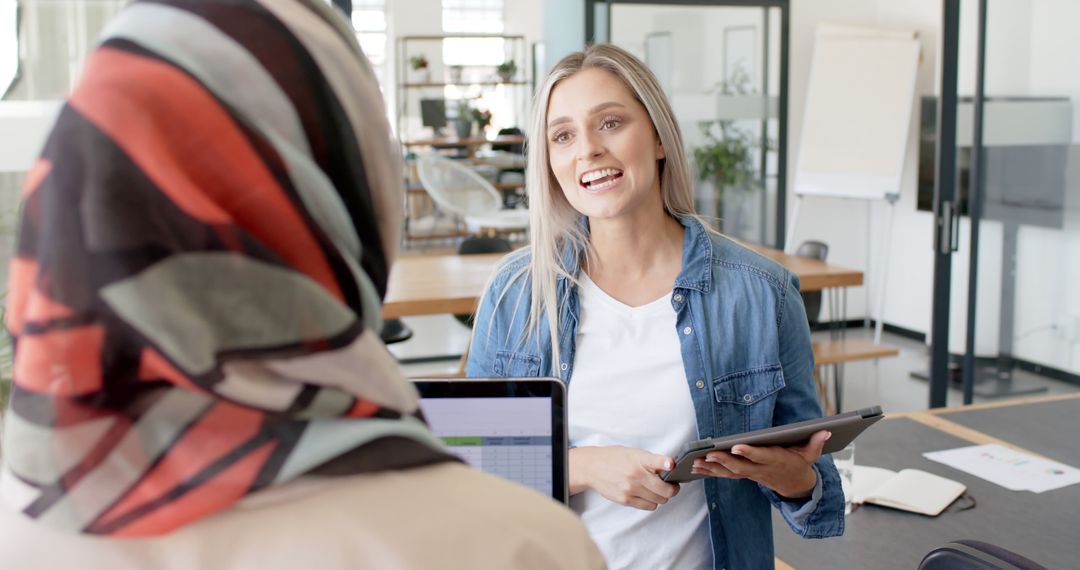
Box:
<box><xmin>579</xmin><ymin>168</ymin><xmax>624</xmax><ymax>192</ymax></box>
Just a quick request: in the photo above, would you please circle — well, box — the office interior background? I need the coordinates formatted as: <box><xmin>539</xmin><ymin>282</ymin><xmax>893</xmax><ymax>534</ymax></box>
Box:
<box><xmin>0</xmin><ymin>0</ymin><xmax>1078</xmax><ymax>412</ymax></box>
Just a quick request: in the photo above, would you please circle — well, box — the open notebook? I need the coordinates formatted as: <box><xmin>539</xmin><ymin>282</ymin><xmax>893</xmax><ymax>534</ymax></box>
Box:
<box><xmin>852</xmin><ymin>465</ymin><xmax>966</xmax><ymax>516</ymax></box>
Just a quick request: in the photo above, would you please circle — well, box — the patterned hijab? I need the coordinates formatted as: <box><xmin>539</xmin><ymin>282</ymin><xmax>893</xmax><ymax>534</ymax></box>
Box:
<box><xmin>1</xmin><ymin>0</ymin><xmax>452</xmax><ymax>536</ymax></box>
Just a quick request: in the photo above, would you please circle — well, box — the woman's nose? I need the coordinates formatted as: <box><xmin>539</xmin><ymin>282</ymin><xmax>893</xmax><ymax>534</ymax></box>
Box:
<box><xmin>575</xmin><ymin>131</ymin><xmax>604</xmax><ymax>162</ymax></box>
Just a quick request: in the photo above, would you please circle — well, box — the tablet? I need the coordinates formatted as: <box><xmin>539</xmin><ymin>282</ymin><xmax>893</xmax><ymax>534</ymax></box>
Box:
<box><xmin>661</xmin><ymin>406</ymin><xmax>884</xmax><ymax>483</ymax></box>
<box><xmin>413</xmin><ymin>378</ymin><xmax>568</xmax><ymax>503</ymax></box>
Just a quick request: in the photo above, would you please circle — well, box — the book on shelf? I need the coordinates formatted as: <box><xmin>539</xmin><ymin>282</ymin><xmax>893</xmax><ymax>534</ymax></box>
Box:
<box><xmin>852</xmin><ymin>465</ymin><xmax>966</xmax><ymax>516</ymax></box>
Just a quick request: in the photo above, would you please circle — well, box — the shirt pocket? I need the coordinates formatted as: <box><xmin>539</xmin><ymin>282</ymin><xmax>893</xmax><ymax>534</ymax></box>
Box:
<box><xmin>493</xmin><ymin>350</ymin><xmax>542</xmax><ymax>377</ymax></box>
<box><xmin>712</xmin><ymin>363</ymin><xmax>786</xmax><ymax>434</ymax></box>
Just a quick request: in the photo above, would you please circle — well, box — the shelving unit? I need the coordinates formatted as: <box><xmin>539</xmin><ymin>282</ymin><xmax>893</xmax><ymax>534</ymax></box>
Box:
<box><xmin>395</xmin><ymin>34</ymin><xmax>530</xmax><ymax>147</ymax></box>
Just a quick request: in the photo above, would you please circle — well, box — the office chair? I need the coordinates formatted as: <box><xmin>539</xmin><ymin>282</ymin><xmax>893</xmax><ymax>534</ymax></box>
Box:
<box><xmin>491</xmin><ymin>127</ymin><xmax>526</xmax><ymax>209</ymax></box>
<box><xmin>454</xmin><ymin>235</ymin><xmax>513</xmax><ymax>327</ymax></box>
<box><xmin>919</xmin><ymin>540</ymin><xmax>1048</xmax><ymax>570</ymax></box>
<box><xmin>795</xmin><ymin>240</ymin><xmax>829</xmax><ymax>326</ymax></box>
<box><xmin>416</xmin><ymin>154</ymin><xmax>529</xmax><ymax>233</ymax></box>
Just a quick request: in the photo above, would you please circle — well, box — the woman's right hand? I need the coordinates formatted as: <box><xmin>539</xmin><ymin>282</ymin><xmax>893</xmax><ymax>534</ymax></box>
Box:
<box><xmin>569</xmin><ymin>446</ymin><xmax>681</xmax><ymax>511</ymax></box>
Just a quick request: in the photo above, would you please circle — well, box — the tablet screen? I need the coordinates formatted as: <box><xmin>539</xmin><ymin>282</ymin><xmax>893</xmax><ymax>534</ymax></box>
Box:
<box><xmin>414</xmin><ymin>379</ymin><xmax>567</xmax><ymax>503</ymax></box>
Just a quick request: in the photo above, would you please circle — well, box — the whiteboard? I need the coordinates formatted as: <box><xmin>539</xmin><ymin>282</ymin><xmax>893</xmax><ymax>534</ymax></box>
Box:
<box><xmin>795</xmin><ymin>25</ymin><xmax>921</xmax><ymax>201</ymax></box>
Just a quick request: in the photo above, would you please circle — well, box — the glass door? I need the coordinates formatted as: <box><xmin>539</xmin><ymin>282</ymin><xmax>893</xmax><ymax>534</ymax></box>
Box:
<box><xmin>930</xmin><ymin>0</ymin><xmax>1080</xmax><ymax>406</ymax></box>
<box><xmin>588</xmin><ymin>0</ymin><xmax>788</xmax><ymax>247</ymax></box>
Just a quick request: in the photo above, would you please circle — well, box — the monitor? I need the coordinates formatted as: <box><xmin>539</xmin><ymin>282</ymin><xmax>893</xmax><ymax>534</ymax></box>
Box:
<box><xmin>419</xmin><ymin>98</ymin><xmax>446</xmax><ymax>136</ymax></box>
<box><xmin>916</xmin><ymin>96</ymin><xmax>1071</xmax><ymax>229</ymax></box>
<box><xmin>414</xmin><ymin>378</ymin><xmax>568</xmax><ymax>503</ymax></box>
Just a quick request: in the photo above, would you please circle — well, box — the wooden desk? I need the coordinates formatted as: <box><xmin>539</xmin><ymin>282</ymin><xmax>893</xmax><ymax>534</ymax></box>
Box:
<box><xmin>384</xmin><ymin>245</ymin><xmax>862</xmax><ymax>318</ymax></box>
<box><xmin>383</xmin><ymin>253</ymin><xmax>506</xmax><ymax>318</ymax></box>
<box><xmin>774</xmin><ymin>393</ymin><xmax>1080</xmax><ymax>569</ymax></box>
<box><xmin>744</xmin><ymin>243</ymin><xmax>863</xmax><ymax>291</ymax></box>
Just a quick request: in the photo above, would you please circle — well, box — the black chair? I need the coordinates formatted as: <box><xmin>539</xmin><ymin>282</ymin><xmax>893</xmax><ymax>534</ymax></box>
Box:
<box><xmin>454</xmin><ymin>235</ymin><xmax>513</xmax><ymax>327</ymax></box>
<box><xmin>491</xmin><ymin>127</ymin><xmax>526</xmax><ymax>209</ymax></box>
<box><xmin>794</xmin><ymin>240</ymin><xmax>829</xmax><ymax>326</ymax></box>
<box><xmin>919</xmin><ymin>540</ymin><xmax>1048</xmax><ymax>570</ymax></box>
<box><xmin>380</xmin><ymin>318</ymin><xmax>413</xmax><ymax>345</ymax></box>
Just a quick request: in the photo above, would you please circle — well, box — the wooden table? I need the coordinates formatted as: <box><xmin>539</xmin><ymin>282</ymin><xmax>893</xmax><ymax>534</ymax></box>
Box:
<box><xmin>744</xmin><ymin>243</ymin><xmax>863</xmax><ymax>291</ymax></box>
<box><xmin>774</xmin><ymin>393</ymin><xmax>1080</xmax><ymax>569</ymax></box>
<box><xmin>383</xmin><ymin>245</ymin><xmax>862</xmax><ymax>318</ymax></box>
<box><xmin>383</xmin><ymin>252</ymin><xmax>507</xmax><ymax>318</ymax></box>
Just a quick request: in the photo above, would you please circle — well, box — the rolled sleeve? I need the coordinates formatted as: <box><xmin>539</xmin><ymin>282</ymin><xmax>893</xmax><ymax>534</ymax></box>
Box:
<box><xmin>759</xmin><ymin>460</ymin><xmax>844</xmax><ymax>538</ymax></box>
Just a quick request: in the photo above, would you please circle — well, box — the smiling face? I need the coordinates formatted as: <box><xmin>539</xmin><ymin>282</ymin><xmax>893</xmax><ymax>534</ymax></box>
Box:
<box><xmin>545</xmin><ymin>67</ymin><xmax>665</xmax><ymax>223</ymax></box>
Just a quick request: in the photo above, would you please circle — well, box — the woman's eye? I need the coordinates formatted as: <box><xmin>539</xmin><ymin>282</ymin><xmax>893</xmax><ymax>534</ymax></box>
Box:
<box><xmin>600</xmin><ymin>117</ymin><xmax>622</xmax><ymax>130</ymax></box>
<box><xmin>551</xmin><ymin>131</ymin><xmax>571</xmax><ymax>143</ymax></box>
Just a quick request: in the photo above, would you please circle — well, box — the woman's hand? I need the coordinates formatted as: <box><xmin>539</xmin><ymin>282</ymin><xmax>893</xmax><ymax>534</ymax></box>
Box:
<box><xmin>570</xmin><ymin>446</ymin><xmax>681</xmax><ymax>510</ymax></box>
<box><xmin>690</xmin><ymin>430</ymin><xmax>830</xmax><ymax>500</ymax></box>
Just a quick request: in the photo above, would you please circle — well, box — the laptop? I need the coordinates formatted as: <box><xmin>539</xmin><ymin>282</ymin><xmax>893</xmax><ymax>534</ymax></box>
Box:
<box><xmin>413</xmin><ymin>378</ymin><xmax>568</xmax><ymax>504</ymax></box>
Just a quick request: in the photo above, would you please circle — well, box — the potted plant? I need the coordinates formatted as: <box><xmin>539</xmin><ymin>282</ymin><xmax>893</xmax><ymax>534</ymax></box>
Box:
<box><xmin>453</xmin><ymin>99</ymin><xmax>474</xmax><ymax>139</ymax></box>
<box><xmin>472</xmin><ymin>107</ymin><xmax>492</xmax><ymax>133</ymax></box>
<box><xmin>409</xmin><ymin>54</ymin><xmax>430</xmax><ymax>83</ymax></box>
<box><xmin>693</xmin><ymin>120</ymin><xmax>758</xmax><ymax>229</ymax></box>
<box><xmin>495</xmin><ymin>59</ymin><xmax>517</xmax><ymax>83</ymax></box>
<box><xmin>692</xmin><ymin>65</ymin><xmax>770</xmax><ymax>234</ymax></box>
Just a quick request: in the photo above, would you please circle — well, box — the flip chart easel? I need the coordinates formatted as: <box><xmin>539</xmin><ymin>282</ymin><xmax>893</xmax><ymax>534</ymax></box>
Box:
<box><xmin>786</xmin><ymin>24</ymin><xmax>920</xmax><ymax>344</ymax></box>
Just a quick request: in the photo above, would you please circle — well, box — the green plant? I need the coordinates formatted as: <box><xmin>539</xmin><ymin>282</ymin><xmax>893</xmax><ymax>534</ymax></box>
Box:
<box><xmin>495</xmin><ymin>59</ymin><xmax>517</xmax><ymax>80</ymax></box>
<box><xmin>408</xmin><ymin>54</ymin><xmax>429</xmax><ymax>71</ymax></box>
<box><xmin>472</xmin><ymin>107</ymin><xmax>492</xmax><ymax>130</ymax></box>
<box><xmin>692</xmin><ymin>66</ymin><xmax>768</xmax><ymax>190</ymax></box>
<box><xmin>693</xmin><ymin>122</ymin><xmax>756</xmax><ymax>189</ymax></box>
<box><xmin>455</xmin><ymin>99</ymin><xmax>474</xmax><ymax>123</ymax></box>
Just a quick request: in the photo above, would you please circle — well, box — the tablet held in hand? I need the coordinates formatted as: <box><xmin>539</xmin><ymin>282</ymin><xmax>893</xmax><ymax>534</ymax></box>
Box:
<box><xmin>661</xmin><ymin>406</ymin><xmax>885</xmax><ymax>483</ymax></box>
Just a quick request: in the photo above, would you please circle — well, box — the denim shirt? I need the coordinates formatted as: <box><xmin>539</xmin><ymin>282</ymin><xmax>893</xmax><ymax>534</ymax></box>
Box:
<box><xmin>466</xmin><ymin>216</ymin><xmax>845</xmax><ymax>570</ymax></box>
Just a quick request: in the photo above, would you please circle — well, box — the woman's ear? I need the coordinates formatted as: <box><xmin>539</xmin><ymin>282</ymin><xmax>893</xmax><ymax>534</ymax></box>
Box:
<box><xmin>655</xmin><ymin>138</ymin><xmax>665</xmax><ymax>160</ymax></box>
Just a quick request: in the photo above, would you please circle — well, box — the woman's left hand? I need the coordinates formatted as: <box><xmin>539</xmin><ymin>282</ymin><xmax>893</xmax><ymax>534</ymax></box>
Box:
<box><xmin>690</xmin><ymin>430</ymin><xmax>831</xmax><ymax>500</ymax></box>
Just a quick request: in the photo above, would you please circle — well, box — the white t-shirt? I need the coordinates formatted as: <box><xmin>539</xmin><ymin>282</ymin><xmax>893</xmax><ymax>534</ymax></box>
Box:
<box><xmin>569</xmin><ymin>273</ymin><xmax>713</xmax><ymax>570</ymax></box>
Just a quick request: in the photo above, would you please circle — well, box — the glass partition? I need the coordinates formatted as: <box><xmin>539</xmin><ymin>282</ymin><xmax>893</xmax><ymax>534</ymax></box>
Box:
<box><xmin>603</xmin><ymin>2</ymin><xmax>785</xmax><ymax>246</ymax></box>
<box><xmin>930</xmin><ymin>0</ymin><xmax>1080</xmax><ymax>405</ymax></box>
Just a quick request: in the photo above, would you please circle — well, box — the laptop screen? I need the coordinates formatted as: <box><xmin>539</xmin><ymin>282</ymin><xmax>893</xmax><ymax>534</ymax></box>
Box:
<box><xmin>414</xmin><ymin>379</ymin><xmax>567</xmax><ymax>503</ymax></box>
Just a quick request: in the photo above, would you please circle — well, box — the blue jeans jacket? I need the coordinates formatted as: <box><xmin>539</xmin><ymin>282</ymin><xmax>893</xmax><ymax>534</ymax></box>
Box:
<box><xmin>466</xmin><ymin>216</ymin><xmax>845</xmax><ymax>569</ymax></box>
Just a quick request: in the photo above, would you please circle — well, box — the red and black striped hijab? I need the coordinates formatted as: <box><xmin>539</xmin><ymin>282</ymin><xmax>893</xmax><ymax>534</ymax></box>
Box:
<box><xmin>1</xmin><ymin>0</ymin><xmax>451</xmax><ymax>536</ymax></box>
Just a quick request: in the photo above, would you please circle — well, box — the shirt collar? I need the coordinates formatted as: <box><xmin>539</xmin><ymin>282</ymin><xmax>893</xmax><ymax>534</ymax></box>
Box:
<box><xmin>554</xmin><ymin>214</ymin><xmax>713</xmax><ymax>294</ymax></box>
<box><xmin>673</xmin><ymin>215</ymin><xmax>713</xmax><ymax>293</ymax></box>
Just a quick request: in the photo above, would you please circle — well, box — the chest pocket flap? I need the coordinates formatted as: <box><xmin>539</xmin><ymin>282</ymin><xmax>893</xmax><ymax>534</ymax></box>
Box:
<box><xmin>713</xmin><ymin>363</ymin><xmax>785</xmax><ymax>405</ymax></box>
<box><xmin>494</xmin><ymin>350</ymin><xmax>542</xmax><ymax>377</ymax></box>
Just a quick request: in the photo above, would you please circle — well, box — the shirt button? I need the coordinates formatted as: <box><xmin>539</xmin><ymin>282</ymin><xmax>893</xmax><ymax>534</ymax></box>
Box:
<box><xmin>673</xmin><ymin>293</ymin><xmax>683</xmax><ymax>302</ymax></box>
<box><xmin>711</xmin><ymin>502</ymin><xmax>718</xmax><ymax>510</ymax></box>
<box><xmin>683</xmin><ymin>326</ymin><xmax>693</xmax><ymax>335</ymax></box>
<box><xmin>560</xmin><ymin>363</ymin><xmax>568</xmax><ymax>371</ymax></box>
<box><xmin>743</xmin><ymin>394</ymin><xmax>753</xmax><ymax>402</ymax></box>
<box><xmin>696</xmin><ymin>380</ymin><xmax>705</xmax><ymax>389</ymax></box>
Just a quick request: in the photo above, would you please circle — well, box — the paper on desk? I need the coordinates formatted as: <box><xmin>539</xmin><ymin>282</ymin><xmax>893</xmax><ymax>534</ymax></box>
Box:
<box><xmin>923</xmin><ymin>444</ymin><xmax>1080</xmax><ymax>493</ymax></box>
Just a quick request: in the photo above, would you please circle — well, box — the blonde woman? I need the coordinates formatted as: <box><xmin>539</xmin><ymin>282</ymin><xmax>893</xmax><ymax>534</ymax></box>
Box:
<box><xmin>467</xmin><ymin>44</ymin><xmax>844</xmax><ymax>569</ymax></box>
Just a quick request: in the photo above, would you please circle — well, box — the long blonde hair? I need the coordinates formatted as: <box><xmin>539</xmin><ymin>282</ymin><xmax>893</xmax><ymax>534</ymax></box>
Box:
<box><xmin>484</xmin><ymin>44</ymin><xmax>704</xmax><ymax>370</ymax></box>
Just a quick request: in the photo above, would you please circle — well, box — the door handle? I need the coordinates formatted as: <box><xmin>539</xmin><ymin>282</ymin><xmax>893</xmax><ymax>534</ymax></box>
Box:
<box><xmin>938</xmin><ymin>200</ymin><xmax>952</xmax><ymax>254</ymax></box>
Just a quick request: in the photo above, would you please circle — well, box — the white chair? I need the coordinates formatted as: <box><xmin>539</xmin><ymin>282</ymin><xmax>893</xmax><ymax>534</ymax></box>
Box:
<box><xmin>416</xmin><ymin>154</ymin><xmax>529</xmax><ymax>232</ymax></box>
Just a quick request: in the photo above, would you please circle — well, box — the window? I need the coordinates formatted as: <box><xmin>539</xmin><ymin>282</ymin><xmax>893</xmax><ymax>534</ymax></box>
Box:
<box><xmin>351</xmin><ymin>0</ymin><xmax>386</xmax><ymax>87</ymax></box>
<box><xmin>442</xmin><ymin>0</ymin><xmax>504</xmax><ymax>66</ymax></box>
<box><xmin>442</xmin><ymin>0</ymin><xmax>502</xmax><ymax>34</ymax></box>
